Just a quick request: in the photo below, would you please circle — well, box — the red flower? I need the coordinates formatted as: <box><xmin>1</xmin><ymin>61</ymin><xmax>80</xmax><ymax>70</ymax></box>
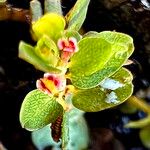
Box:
<box><xmin>57</xmin><ymin>37</ymin><xmax>78</xmax><ymax>62</ymax></box>
<box><xmin>57</xmin><ymin>37</ymin><xmax>78</xmax><ymax>53</ymax></box>
<box><xmin>36</xmin><ymin>73</ymin><xmax>66</xmax><ymax>95</ymax></box>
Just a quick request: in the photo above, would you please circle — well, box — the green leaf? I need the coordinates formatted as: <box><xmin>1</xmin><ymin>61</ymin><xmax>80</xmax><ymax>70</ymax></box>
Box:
<box><xmin>98</xmin><ymin>31</ymin><xmax>134</xmax><ymax>55</ymax></box>
<box><xmin>65</xmin><ymin>0</ymin><xmax>90</xmax><ymax>31</ymax></box>
<box><xmin>44</xmin><ymin>0</ymin><xmax>62</xmax><ymax>15</ymax></box>
<box><xmin>70</xmin><ymin>50</ymin><xmax>128</xmax><ymax>89</ymax></box>
<box><xmin>32</xmin><ymin>124</ymin><xmax>60</xmax><ymax>150</ymax></box>
<box><xmin>32</xmin><ymin>13</ymin><xmax>66</xmax><ymax>41</ymax></box>
<box><xmin>140</xmin><ymin>126</ymin><xmax>150</xmax><ymax>149</ymax></box>
<box><xmin>110</xmin><ymin>67</ymin><xmax>133</xmax><ymax>83</ymax></box>
<box><xmin>69</xmin><ymin>31</ymin><xmax>134</xmax><ymax>89</ymax></box>
<box><xmin>20</xmin><ymin>89</ymin><xmax>63</xmax><ymax>131</ymax></box>
<box><xmin>72</xmin><ymin>68</ymin><xmax>133</xmax><ymax>112</ymax></box>
<box><xmin>83</xmin><ymin>31</ymin><xmax>98</xmax><ymax>38</ymax></box>
<box><xmin>35</xmin><ymin>35</ymin><xmax>59</xmax><ymax>66</ymax></box>
<box><xmin>70</xmin><ymin>37</ymin><xmax>113</xmax><ymax>76</ymax></box>
<box><xmin>19</xmin><ymin>41</ymin><xmax>61</xmax><ymax>73</ymax></box>
<box><xmin>125</xmin><ymin>115</ymin><xmax>150</xmax><ymax>128</ymax></box>
<box><xmin>66</xmin><ymin>109</ymin><xmax>89</xmax><ymax>150</ymax></box>
<box><xmin>30</xmin><ymin>0</ymin><xmax>42</xmax><ymax>22</ymax></box>
<box><xmin>64</xmin><ymin>30</ymin><xmax>82</xmax><ymax>42</ymax></box>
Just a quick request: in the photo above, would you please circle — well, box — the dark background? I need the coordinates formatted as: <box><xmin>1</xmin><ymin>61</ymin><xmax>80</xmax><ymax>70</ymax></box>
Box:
<box><xmin>0</xmin><ymin>0</ymin><xmax>150</xmax><ymax>149</ymax></box>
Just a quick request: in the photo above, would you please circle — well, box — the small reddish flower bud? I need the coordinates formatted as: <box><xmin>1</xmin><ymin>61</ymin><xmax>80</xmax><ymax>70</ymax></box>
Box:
<box><xmin>57</xmin><ymin>37</ymin><xmax>78</xmax><ymax>53</ymax></box>
<box><xmin>57</xmin><ymin>37</ymin><xmax>78</xmax><ymax>62</ymax></box>
<box><xmin>36</xmin><ymin>73</ymin><xmax>66</xmax><ymax>95</ymax></box>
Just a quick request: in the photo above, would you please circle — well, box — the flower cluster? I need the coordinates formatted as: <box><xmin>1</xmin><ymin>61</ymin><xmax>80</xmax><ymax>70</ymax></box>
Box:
<box><xmin>36</xmin><ymin>36</ymin><xmax>78</xmax><ymax>96</ymax></box>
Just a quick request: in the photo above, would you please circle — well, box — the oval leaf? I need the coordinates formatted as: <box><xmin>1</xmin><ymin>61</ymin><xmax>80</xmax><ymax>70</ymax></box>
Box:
<box><xmin>70</xmin><ymin>31</ymin><xmax>134</xmax><ymax>89</ymax></box>
<box><xmin>98</xmin><ymin>31</ymin><xmax>134</xmax><ymax>55</ymax></box>
<box><xmin>19</xmin><ymin>41</ymin><xmax>61</xmax><ymax>73</ymax></box>
<box><xmin>70</xmin><ymin>37</ymin><xmax>113</xmax><ymax>76</ymax></box>
<box><xmin>70</xmin><ymin>45</ymin><xmax>128</xmax><ymax>89</ymax></box>
<box><xmin>72</xmin><ymin>68</ymin><xmax>133</xmax><ymax>112</ymax></box>
<box><xmin>20</xmin><ymin>89</ymin><xmax>63</xmax><ymax>131</ymax></box>
<box><xmin>32</xmin><ymin>13</ymin><xmax>66</xmax><ymax>41</ymax></box>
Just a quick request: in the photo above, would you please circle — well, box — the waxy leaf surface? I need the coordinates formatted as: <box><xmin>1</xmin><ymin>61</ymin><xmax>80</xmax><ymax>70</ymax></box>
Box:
<box><xmin>65</xmin><ymin>0</ymin><xmax>90</xmax><ymax>31</ymax></box>
<box><xmin>20</xmin><ymin>90</ymin><xmax>63</xmax><ymax>131</ymax></box>
<box><xmin>70</xmin><ymin>37</ymin><xmax>113</xmax><ymax>76</ymax></box>
<box><xmin>72</xmin><ymin>68</ymin><xmax>133</xmax><ymax>112</ymax></box>
<box><xmin>70</xmin><ymin>31</ymin><xmax>134</xmax><ymax>89</ymax></box>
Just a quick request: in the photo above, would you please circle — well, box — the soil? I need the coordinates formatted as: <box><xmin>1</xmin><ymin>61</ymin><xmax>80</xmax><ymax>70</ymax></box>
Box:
<box><xmin>0</xmin><ymin>0</ymin><xmax>150</xmax><ymax>149</ymax></box>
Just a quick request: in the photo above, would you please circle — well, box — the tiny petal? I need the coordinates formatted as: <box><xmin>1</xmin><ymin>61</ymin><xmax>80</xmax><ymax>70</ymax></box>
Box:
<box><xmin>69</xmin><ymin>37</ymin><xmax>78</xmax><ymax>52</ymax></box>
<box><xmin>57</xmin><ymin>38</ymin><xmax>66</xmax><ymax>50</ymax></box>
<box><xmin>69</xmin><ymin>37</ymin><xmax>77</xmax><ymax>44</ymax></box>
<box><xmin>36</xmin><ymin>79</ymin><xmax>51</xmax><ymax>94</ymax></box>
<box><xmin>44</xmin><ymin>89</ymin><xmax>51</xmax><ymax>95</ymax></box>
<box><xmin>63</xmin><ymin>47</ymin><xmax>73</xmax><ymax>52</ymax></box>
<box><xmin>44</xmin><ymin>73</ymin><xmax>56</xmax><ymax>79</ymax></box>
<box><xmin>57</xmin><ymin>37</ymin><xmax>78</xmax><ymax>53</ymax></box>
<box><xmin>36</xmin><ymin>79</ymin><xmax>45</xmax><ymax>90</ymax></box>
<box><xmin>43</xmin><ymin>73</ymin><xmax>66</xmax><ymax>92</ymax></box>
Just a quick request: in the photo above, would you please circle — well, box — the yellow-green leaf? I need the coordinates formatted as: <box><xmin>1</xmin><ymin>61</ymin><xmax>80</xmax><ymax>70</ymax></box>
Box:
<box><xmin>19</xmin><ymin>41</ymin><xmax>61</xmax><ymax>73</ymax></box>
<box><xmin>32</xmin><ymin>13</ymin><xmax>66</xmax><ymax>41</ymax></box>
<box><xmin>70</xmin><ymin>37</ymin><xmax>113</xmax><ymax>77</ymax></box>
<box><xmin>72</xmin><ymin>68</ymin><xmax>133</xmax><ymax>112</ymax></box>
<box><xmin>65</xmin><ymin>0</ymin><xmax>90</xmax><ymax>31</ymax></box>
<box><xmin>35</xmin><ymin>35</ymin><xmax>59</xmax><ymax>66</ymax></box>
<box><xmin>69</xmin><ymin>31</ymin><xmax>134</xmax><ymax>89</ymax></box>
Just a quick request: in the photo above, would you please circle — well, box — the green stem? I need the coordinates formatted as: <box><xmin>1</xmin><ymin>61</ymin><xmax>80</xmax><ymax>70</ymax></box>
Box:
<box><xmin>127</xmin><ymin>96</ymin><xmax>150</xmax><ymax>114</ymax></box>
<box><xmin>62</xmin><ymin>110</ymin><xmax>69</xmax><ymax>150</ymax></box>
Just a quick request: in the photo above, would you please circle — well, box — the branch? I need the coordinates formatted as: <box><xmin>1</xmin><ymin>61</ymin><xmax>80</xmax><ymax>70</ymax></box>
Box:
<box><xmin>0</xmin><ymin>2</ymin><xmax>31</xmax><ymax>23</ymax></box>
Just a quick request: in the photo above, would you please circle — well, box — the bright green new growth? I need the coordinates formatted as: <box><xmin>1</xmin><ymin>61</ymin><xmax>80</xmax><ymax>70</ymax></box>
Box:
<box><xmin>18</xmin><ymin>0</ymin><xmax>135</xmax><ymax>149</ymax></box>
<box><xmin>19</xmin><ymin>41</ymin><xmax>61</xmax><ymax>73</ymax></box>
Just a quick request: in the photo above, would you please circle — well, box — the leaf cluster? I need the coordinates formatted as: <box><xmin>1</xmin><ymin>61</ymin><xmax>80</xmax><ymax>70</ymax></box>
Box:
<box><xmin>18</xmin><ymin>0</ymin><xmax>134</xmax><ymax>147</ymax></box>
